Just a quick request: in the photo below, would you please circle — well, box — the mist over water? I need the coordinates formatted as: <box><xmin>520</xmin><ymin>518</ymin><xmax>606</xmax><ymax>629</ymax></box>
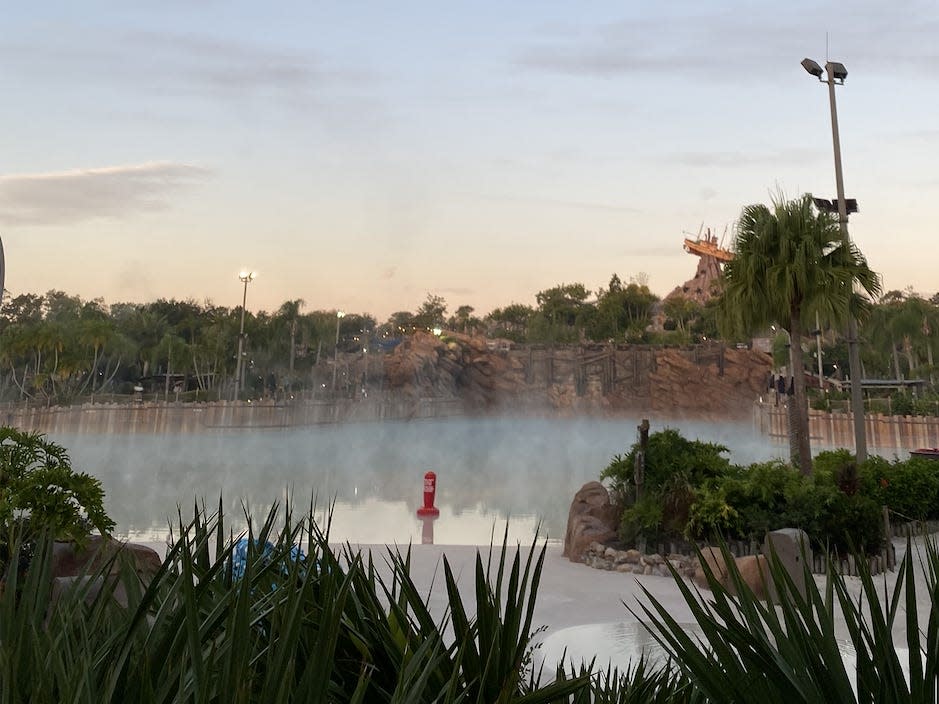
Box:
<box><xmin>53</xmin><ymin>417</ymin><xmax>785</xmax><ymax>546</ymax></box>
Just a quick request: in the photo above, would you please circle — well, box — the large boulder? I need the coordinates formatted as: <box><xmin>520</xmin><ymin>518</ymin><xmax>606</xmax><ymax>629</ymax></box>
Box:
<box><xmin>563</xmin><ymin>482</ymin><xmax>619</xmax><ymax>563</ymax></box>
<box><xmin>51</xmin><ymin>536</ymin><xmax>162</xmax><ymax>584</ymax></box>
<box><xmin>694</xmin><ymin>546</ymin><xmax>769</xmax><ymax>600</ymax></box>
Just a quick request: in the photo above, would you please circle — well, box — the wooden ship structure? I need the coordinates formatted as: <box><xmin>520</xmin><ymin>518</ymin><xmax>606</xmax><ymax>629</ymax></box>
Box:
<box><xmin>667</xmin><ymin>227</ymin><xmax>734</xmax><ymax>305</ymax></box>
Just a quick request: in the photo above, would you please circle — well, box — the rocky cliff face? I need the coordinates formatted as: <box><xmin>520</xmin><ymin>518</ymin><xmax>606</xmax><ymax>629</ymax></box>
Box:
<box><xmin>379</xmin><ymin>332</ymin><xmax>771</xmax><ymax>421</ymax></box>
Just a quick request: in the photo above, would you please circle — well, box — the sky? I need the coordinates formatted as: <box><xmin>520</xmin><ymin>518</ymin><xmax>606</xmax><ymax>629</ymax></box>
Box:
<box><xmin>1</xmin><ymin>1</ymin><xmax>937</xmax><ymax>321</ymax></box>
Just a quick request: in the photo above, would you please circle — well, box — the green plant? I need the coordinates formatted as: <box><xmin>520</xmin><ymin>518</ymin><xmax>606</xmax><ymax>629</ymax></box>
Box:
<box><xmin>0</xmin><ymin>500</ymin><xmax>591</xmax><ymax>702</ymax></box>
<box><xmin>600</xmin><ymin>428</ymin><xmax>730</xmax><ymax>502</ymax></box>
<box><xmin>635</xmin><ymin>536</ymin><xmax>939</xmax><ymax>702</ymax></box>
<box><xmin>685</xmin><ymin>486</ymin><xmax>741</xmax><ymax>541</ymax></box>
<box><xmin>0</xmin><ymin>427</ymin><xmax>113</xmax><ymax>571</ymax></box>
<box><xmin>620</xmin><ymin>495</ymin><xmax>665</xmax><ymax>545</ymax></box>
<box><xmin>862</xmin><ymin>457</ymin><xmax>939</xmax><ymax>521</ymax></box>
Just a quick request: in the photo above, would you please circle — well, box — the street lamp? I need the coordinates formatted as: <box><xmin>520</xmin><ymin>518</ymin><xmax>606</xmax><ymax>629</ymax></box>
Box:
<box><xmin>234</xmin><ymin>270</ymin><xmax>255</xmax><ymax>400</ymax></box>
<box><xmin>332</xmin><ymin>310</ymin><xmax>345</xmax><ymax>392</ymax></box>
<box><xmin>802</xmin><ymin>56</ymin><xmax>868</xmax><ymax>462</ymax></box>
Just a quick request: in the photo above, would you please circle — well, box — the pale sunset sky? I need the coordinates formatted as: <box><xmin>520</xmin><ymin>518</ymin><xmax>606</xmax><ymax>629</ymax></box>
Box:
<box><xmin>1</xmin><ymin>1</ymin><xmax>937</xmax><ymax>320</ymax></box>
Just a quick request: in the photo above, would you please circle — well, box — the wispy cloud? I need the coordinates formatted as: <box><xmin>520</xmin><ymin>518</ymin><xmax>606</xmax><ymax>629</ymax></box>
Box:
<box><xmin>0</xmin><ymin>162</ymin><xmax>210</xmax><ymax>226</ymax></box>
<box><xmin>671</xmin><ymin>148</ymin><xmax>821</xmax><ymax>168</ymax></box>
<box><xmin>516</xmin><ymin>3</ymin><xmax>939</xmax><ymax>80</ymax></box>
<box><xmin>0</xmin><ymin>29</ymin><xmax>373</xmax><ymax>113</ymax></box>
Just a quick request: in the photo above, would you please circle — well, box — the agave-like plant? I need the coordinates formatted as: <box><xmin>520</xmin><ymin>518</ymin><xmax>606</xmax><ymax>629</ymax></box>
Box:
<box><xmin>633</xmin><ymin>537</ymin><xmax>939</xmax><ymax>703</ymax></box>
<box><xmin>0</xmin><ymin>499</ymin><xmax>591</xmax><ymax>703</ymax></box>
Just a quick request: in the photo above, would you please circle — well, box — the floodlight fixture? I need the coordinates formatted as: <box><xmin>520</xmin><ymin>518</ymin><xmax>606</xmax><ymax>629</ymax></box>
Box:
<box><xmin>801</xmin><ymin>58</ymin><xmax>824</xmax><ymax>78</ymax></box>
<box><xmin>827</xmin><ymin>61</ymin><xmax>848</xmax><ymax>82</ymax></box>
<box><xmin>812</xmin><ymin>197</ymin><xmax>858</xmax><ymax>214</ymax></box>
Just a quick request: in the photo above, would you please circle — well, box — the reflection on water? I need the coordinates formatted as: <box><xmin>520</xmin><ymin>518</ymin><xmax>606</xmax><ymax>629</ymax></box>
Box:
<box><xmin>52</xmin><ymin>417</ymin><xmax>780</xmax><ymax>545</ymax></box>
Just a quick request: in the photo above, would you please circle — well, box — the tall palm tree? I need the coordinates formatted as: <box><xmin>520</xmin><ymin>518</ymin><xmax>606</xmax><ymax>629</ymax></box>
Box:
<box><xmin>720</xmin><ymin>193</ymin><xmax>881</xmax><ymax>475</ymax></box>
<box><xmin>276</xmin><ymin>299</ymin><xmax>306</xmax><ymax>378</ymax></box>
<box><xmin>78</xmin><ymin>318</ymin><xmax>114</xmax><ymax>400</ymax></box>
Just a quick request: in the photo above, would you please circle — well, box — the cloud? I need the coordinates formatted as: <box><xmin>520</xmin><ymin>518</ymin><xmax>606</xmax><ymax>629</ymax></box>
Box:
<box><xmin>0</xmin><ymin>29</ymin><xmax>373</xmax><ymax>113</ymax></box>
<box><xmin>516</xmin><ymin>3</ymin><xmax>939</xmax><ymax>80</ymax></box>
<box><xmin>0</xmin><ymin>162</ymin><xmax>210</xmax><ymax>226</ymax></box>
<box><xmin>671</xmin><ymin>148</ymin><xmax>821</xmax><ymax>168</ymax></box>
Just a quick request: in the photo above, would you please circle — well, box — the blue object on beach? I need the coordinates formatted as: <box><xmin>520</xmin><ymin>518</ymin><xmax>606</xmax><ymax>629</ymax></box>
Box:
<box><xmin>230</xmin><ymin>538</ymin><xmax>306</xmax><ymax>582</ymax></box>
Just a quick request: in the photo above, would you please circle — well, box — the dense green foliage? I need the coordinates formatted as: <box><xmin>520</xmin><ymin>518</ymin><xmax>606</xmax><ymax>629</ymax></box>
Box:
<box><xmin>599</xmin><ymin>430</ymin><xmax>927</xmax><ymax>555</ymax></box>
<box><xmin>600</xmin><ymin>429</ymin><xmax>731</xmax><ymax>546</ymax></box>
<box><xmin>0</xmin><ymin>503</ymin><xmax>595</xmax><ymax>703</ymax></box>
<box><xmin>0</xmin><ymin>427</ymin><xmax>113</xmax><ymax>571</ymax></box>
<box><xmin>5</xmin><ymin>496</ymin><xmax>939</xmax><ymax>701</ymax></box>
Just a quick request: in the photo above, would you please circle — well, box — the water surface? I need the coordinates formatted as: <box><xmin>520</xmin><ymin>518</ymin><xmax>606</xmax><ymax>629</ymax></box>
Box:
<box><xmin>54</xmin><ymin>417</ymin><xmax>780</xmax><ymax>545</ymax></box>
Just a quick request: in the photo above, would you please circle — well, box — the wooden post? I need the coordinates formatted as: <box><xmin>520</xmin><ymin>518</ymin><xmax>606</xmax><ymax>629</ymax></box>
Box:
<box><xmin>635</xmin><ymin>418</ymin><xmax>649</xmax><ymax>502</ymax></box>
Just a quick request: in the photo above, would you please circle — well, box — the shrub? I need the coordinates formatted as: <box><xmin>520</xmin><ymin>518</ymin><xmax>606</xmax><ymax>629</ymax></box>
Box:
<box><xmin>600</xmin><ymin>428</ymin><xmax>731</xmax><ymax>501</ymax></box>
<box><xmin>0</xmin><ymin>427</ymin><xmax>113</xmax><ymax>572</ymax></box>
<box><xmin>708</xmin><ymin>459</ymin><xmax>884</xmax><ymax>554</ymax></box>
<box><xmin>861</xmin><ymin>457</ymin><xmax>939</xmax><ymax>521</ymax></box>
<box><xmin>685</xmin><ymin>486</ymin><xmax>741</xmax><ymax>541</ymax></box>
<box><xmin>602</xmin><ymin>429</ymin><xmax>732</xmax><ymax>546</ymax></box>
<box><xmin>1</xmin><ymin>504</ymin><xmax>591</xmax><ymax>702</ymax></box>
<box><xmin>620</xmin><ymin>495</ymin><xmax>665</xmax><ymax>545</ymax></box>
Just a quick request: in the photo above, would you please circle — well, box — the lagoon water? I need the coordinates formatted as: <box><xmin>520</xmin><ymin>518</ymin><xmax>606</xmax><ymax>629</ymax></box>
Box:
<box><xmin>53</xmin><ymin>417</ymin><xmax>782</xmax><ymax>546</ymax></box>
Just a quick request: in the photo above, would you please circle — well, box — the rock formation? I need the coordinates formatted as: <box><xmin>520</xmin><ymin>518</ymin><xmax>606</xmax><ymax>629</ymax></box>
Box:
<box><xmin>379</xmin><ymin>333</ymin><xmax>772</xmax><ymax>421</ymax></box>
<box><xmin>667</xmin><ymin>253</ymin><xmax>724</xmax><ymax>305</ymax></box>
<box><xmin>52</xmin><ymin>536</ymin><xmax>162</xmax><ymax>583</ymax></box>
<box><xmin>562</xmin><ymin>482</ymin><xmax>620</xmax><ymax>563</ymax></box>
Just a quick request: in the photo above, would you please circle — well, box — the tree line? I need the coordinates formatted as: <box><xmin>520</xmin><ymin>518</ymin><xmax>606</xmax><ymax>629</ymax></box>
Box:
<box><xmin>1</xmin><ymin>194</ymin><xmax>935</xmax><ymax>414</ymax></box>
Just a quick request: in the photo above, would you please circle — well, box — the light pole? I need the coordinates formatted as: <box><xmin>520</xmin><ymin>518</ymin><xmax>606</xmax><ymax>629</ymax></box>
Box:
<box><xmin>332</xmin><ymin>310</ymin><xmax>345</xmax><ymax>392</ymax></box>
<box><xmin>234</xmin><ymin>270</ymin><xmax>255</xmax><ymax>400</ymax></box>
<box><xmin>802</xmin><ymin>57</ymin><xmax>867</xmax><ymax>463</ymax></box>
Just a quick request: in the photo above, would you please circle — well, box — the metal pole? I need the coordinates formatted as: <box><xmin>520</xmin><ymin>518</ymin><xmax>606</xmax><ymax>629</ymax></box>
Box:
<box><xmin>234</xmin><ymin>278</ymin><xmax>248</xmax><ymax>400</ymax></box>
<box><xmin>826</xmin><ymin>62</ymin><xmax>867</xmax><ymax>462</ymax></box>
<box><xmin>816</xmin><ymin>311</ymin><xmax>824</xmax><ymax>389</ymax></box>
<box><xmin>332</xmin><ymin>311</ymin><xmax>344</xmax><ymax>392</ymax></box>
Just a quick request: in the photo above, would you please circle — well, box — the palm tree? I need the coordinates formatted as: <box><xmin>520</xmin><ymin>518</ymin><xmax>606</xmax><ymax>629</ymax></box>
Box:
<box><xmin>720</xmin><ymin>193</ymin><xmax>881</xmax><ymax>475</ymax></box>
<box><xmin>78</xmin><ymin>318</ymin><xmax>114</xmax><ymax>400</ymax></box>
<box><xmin>276</xmin><ymin>299</ymin><xmax>306</xmax><ymax>379</ymax></box>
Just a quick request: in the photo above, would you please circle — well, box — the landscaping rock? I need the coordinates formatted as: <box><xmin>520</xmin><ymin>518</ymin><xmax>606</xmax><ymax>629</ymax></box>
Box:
<box><xmin>694</xmin><ymin>545</ymin><xmax>769</xmax><ymax>600</ymax></box>
<box><xmin>51</xmin><ymin>536</ymin><xmax>162</xmax><ymax>585</ymax></box>
<box><xmin>563</xmin><ymin>482</ymin><xmax>619</xmax><ymax>563</ymax></box>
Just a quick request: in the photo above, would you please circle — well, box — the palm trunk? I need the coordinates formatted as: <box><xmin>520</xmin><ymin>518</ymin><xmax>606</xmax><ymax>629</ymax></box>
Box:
<box><xmin>892</xmin><ymin>340</ymin><xmax>902</xmax><ymax>380</ymax></box>
<box><xmin>789</xmin><ymin>310</ymin><xmax>813</xmax><ymax>476</ymax></box>
<box><xmin>928</xmin><ymin>342</ymin><xmax>935</xmax><ymax>386</ymax></box>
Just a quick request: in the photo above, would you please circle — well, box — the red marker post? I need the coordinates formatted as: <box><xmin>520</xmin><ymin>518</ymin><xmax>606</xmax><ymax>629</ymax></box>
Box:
<box><xmin>416</xmin><ymin>471</ymin><xmax>440</xmax><ymax>518</ymax></box>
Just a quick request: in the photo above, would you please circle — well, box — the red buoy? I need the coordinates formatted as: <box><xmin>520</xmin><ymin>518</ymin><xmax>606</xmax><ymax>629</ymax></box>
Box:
<box><xmin>416</xmin><ymin>471</ymin><xmax>440</xmax><ymax>517</ymax></box>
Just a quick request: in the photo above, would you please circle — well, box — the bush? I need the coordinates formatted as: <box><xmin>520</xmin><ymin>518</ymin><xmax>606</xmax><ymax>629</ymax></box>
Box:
<box><xmin>602</xmin><ymin>428</ymin><xmax>732</xmax><ymax>546</ymax></box>
<box><xmin>0</xmin><ymin>504</ymin><xmax>591</xmax><ymax>702</ymax></box>
<box><xmin>861</xmin><ymin>456</ymin><xmax>939</xmax><ymax>521</ymax></box>
<box><xmin>685</xmin><ymin>486</ymin><xmax>741</xmax><ymax>541</ymax></box>
<box><xmin>696</xmin><ymin>459</ymin><xmax>884</xmax><ymax>555</ymax></box>
<box><xmin>620</xmin><ymin>495</ymin><xmax>664</xmax><ymax>545</ymax></box>
<box><xmin>0</xmin><ymin>427</ymin><xmax>114</xmax><ymax>572</ymax></box>
<box><xmin>600</xmin><ymin>428</ymin><xmax>731</xmax><ymax>501</ymax></box>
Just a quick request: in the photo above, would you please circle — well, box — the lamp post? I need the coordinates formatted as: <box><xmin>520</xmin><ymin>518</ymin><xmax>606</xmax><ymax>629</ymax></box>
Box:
<box><xmin>802</xmin><ymin>57</ymin><xmax>867</xmax><ymax>463</ymax></box>
<box><xmin>332</xmin><ymin>310</ymin><xmax>345</xmax><ymax>392</ymax></box>
<box><xmin>234</xmin><ymin>270</ymin><xmax>255</xmax><ymax>400</ymax></box>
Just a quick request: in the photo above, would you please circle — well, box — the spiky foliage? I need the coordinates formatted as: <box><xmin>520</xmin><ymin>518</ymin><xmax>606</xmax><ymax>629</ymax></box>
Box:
<box><xmin>635</xmin><ymin>537</ymin><xmax>939</xmax><ymax>703</ymax></box>
<box><xmin>719</xmin><ymin>193</ymin><xmax>881</xmax><ymax>475</ymax></box>
<box><xmin>0</xmin><ymin>501</ymin><xmax>589</xmax><ymax>703</ymax></box>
